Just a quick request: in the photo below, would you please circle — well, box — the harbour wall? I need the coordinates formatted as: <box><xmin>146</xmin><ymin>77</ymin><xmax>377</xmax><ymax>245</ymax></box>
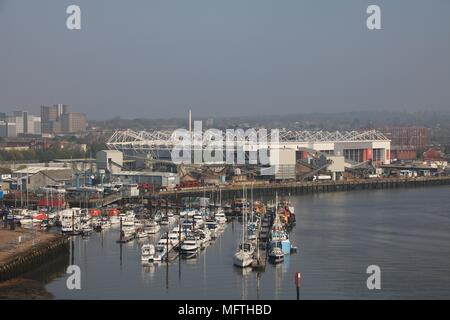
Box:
<box><xmin>0</xmin><ymin>233</ymin><xmax>69</xmax><ymax>282</ymax></box>
<box><xmin>157</xmin><ymin>176</ymin><xmax>450</xmax><ymax>201</ymax></box>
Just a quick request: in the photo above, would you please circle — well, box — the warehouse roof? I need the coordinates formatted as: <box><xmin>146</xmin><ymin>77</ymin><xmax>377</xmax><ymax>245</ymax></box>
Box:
<box><xmin>40</xmin><ymin>169</ymin><xmax>73</xmax><ymax>181</ymax></box>
<box><xmin>13</xmin><ymin>167</ymin><xmax>69</xmax><ymax>175</ymax></box>
<box><xmin>112</xmin><ymin>171</ymin><xmax>178</xmax><ymax>177</ymax></box>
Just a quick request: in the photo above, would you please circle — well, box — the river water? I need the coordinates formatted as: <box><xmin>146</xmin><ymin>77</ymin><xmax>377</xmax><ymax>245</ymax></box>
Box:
<box><xmin>43</xmin><ymin>186</ymin><xmax>450</xmax><ymax>299</ymax></box>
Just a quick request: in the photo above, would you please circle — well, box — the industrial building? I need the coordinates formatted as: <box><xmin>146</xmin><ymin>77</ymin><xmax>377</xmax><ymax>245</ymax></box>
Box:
<box><xmin>13</xmin><ymin>167</ymin><xmax>74</xmax><ymax>191</ymax></box>
<box><xmin>380</xmin><ymin>126</ymin><xmax>429</xmax><ymax>162</ymax></box>
<box><xmin>264</xmin><ymin>148</ymin><xmax>296</xmax><ymax>180</ymax></box>
<box><xmin>96</xmin><ymin>150</ymin><xmax>124</xmax><ymax>175</ymax></box>
<box><xmin>112</xmin><ymin>171</ymin><xmax>179</xmax><ymax>189</ymax></box>
<box><xmin>381</xmin><ymin>126</ymin><xmax>428</xmax><ymax>150</ymax></box>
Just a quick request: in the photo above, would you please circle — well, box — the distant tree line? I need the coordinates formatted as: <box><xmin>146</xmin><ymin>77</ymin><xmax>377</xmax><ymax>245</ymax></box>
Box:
<box><xmin>0</xmin><ymin>142</ymin><xmax>107</xmax><ymax>162</ymax></box>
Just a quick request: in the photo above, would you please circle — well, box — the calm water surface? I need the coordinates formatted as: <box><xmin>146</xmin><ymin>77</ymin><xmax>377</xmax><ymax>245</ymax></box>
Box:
<box><xmin>44</xmin><ymin>186</ymin><xmax>450</xmax><ymax>299</ymax></box>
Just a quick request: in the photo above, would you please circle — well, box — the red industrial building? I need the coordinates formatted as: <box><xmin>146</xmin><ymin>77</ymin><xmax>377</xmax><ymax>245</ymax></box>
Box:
<box><xmin>381</xmin><ymin>126</ymin><xmax>428</xmax><ymax>150</ymax></box>
<box><xmin>380</xmin><ymin>126</ymin><xmax>429</xmax><ymax>161</ymax></box>
<box><xmin>423</xmin><ymin>147</ymin><xmax>444</xmax><ymax>161</ymax></box>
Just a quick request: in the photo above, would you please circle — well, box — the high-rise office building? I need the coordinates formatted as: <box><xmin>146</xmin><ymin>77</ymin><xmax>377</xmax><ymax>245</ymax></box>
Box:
<box><xmin>61</xmin><ymin>113</ymin><xmax>87</xmax><ymax>133</ymax></box>
<box><xmin>40</xmin><ymin>104</ymin><xmax>69</xmax><ymax>134</ymax></box>
<box><xmin>0</xmin><ymin>121</ymin><xmax>17</xmax><ymax>138</ymax></box>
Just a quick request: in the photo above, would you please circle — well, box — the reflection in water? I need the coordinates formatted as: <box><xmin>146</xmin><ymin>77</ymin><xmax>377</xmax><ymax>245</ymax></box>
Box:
<box><xmin>256</xmin><ymin>272</ymin><xmax>262</xmax><ymax>300</ymax></box>
<box><xmin>233</xmin><ymin>266</ymin><xmax>252</xmax><ymax>300</ymax></box>
<box><xmin>282</xmin><ymin>255</ymin><xmax>291</xmax><ymax>272</ymax></box>
<box><xmin>141</xmin><ymin>264</ymin><xmax>157</xmax><ymax>281</ymax></box>
<box><xmin>119</xmin><ymin>243</ymin><xmax>123</xmax><ymax>269</ymax></box>
<box><xmin>27</xmin><ymin>249</ymin><xmax>70</xmax><ymax>285</ymax></box>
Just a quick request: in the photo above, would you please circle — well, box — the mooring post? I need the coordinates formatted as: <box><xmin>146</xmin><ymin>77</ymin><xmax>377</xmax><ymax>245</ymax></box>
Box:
<box><xmin>119</xmin><ymin>217</ymin><xmax>123</xmax><ymax>242</ymax></box>
<box><xmin>295</xmin><ymin>272</ymin><xmax>301</xmax><ymax>300</ymax></box>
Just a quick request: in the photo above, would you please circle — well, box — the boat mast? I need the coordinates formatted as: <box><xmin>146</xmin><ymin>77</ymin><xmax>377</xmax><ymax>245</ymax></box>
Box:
<box><xmin>251</xmin><ymin>183</ymin><xmax>253</xmax><ymax>221</ymax></box>
<box><xmin>242</xmin><ymin>185</ymin><xmax>245</xmax><ymax>245</ymax></box>
<box><xmin>275</xmin><ymin>192</ymin><xmax>278</xmax><ymax>216</ymax></box>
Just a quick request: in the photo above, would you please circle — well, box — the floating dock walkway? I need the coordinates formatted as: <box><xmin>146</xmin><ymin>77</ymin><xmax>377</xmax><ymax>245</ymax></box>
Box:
<box><xmin>251</xmin><ymin>215</ymin><xmax>272</xmax><ymax>270</ymax></box>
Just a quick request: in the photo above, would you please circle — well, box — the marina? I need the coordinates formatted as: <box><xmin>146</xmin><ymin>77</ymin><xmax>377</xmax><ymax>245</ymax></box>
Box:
<box><xmin>2</xmin><ymin>185</ymin><xmax>450</xmax><ymax>299</ymax></box>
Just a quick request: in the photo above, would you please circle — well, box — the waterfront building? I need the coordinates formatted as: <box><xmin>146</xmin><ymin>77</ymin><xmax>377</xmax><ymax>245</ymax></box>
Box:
<box><xmin>107</xmin><ymin>129</ymin><xmax>392</xmax><ymax>166</ymax></box>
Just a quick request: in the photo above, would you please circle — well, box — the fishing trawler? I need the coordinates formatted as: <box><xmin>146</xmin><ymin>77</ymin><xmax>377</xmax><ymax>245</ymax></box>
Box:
<box><xmin>268</xmin><ymin>246</ymin><xmax>284</xmax><ymax>264</ymax></box>
<box><xmin>277</xmin><ymin>197</ymin><xmax>296</xmax><ymax>229</ymax></box>
<box><xmin>270</xmin><ymin>215</ymin><xmax>291</xmax><ymax>255</ymax></box>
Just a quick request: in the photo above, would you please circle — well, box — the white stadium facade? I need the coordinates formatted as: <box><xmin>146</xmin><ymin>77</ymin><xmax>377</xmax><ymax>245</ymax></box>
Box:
<box><xmin>107</xmin><ymin>129</ymin><xmax>391</xmax><ymax>165</ymax></box>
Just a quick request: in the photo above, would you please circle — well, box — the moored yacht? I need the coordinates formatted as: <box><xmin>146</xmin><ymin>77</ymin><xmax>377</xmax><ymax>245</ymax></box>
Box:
<box><xmin>144</xmin><ymin>220</ymin><xmax>160</xmax><ymax>234</ymax></box>
<box><xmin>215</xmin><ymin>211</ymin><xmax>227</xmax><ymax>224</ymax></box>
<box><xmin>180</xmin><ymin>236</ymin><xmax>201</xmax><ymax>258</ymax></box>
<box><xmin>233</xmin><ymin>242</ymin><xmax>254</xmax><ymax>268</ymax></box>
<box><xmin>205</xmin><ymin>220</ymin><xmax>219</xmax><ymax>238</ymax></box>
<box><xmin>60</xmin><ymin>208</ymin><xmax>82</xmax><ymax>234</ymax></box>
<box><xmin>154</xmin><ymin>240</ymin><xmax>171</xmax><ymax>261</ymax></box>
<box><xmin>171</xmin><ymin>226</ymin><xmax>186</xmax><ymax>242</ymax></box>
<box><xmin>136</xmin><ymin>230</ymin><xmax>148</xmax><ymax>239</ymax></box>
<box><xmin>193</xmin><ymin>214</ymin><xmax>204</xmax><ymax>229</ymax></box>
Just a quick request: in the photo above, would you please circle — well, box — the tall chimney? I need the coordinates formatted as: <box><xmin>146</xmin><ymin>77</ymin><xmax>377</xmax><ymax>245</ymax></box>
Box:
<box><xmin>189</xmin><ymin>109</ymin><xmax>192</xmax><ymax>134</ymax></box>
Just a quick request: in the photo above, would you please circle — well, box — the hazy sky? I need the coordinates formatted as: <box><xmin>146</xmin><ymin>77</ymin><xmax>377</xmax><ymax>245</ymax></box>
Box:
<box><xmin>1</xmin><ymin>0</ymin><xmax>449</xmax><ymax>119</ymax></box>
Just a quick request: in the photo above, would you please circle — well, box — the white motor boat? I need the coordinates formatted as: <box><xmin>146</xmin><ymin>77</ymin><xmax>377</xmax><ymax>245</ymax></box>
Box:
<box><xmin>215</xmin><ymin>212</ymin><xmax>227</xmax><ymax>224</ymax></box>
<box><xmin>136</xmin><ymin>230</ymin><xmax>148</xmax><ymax>239</ymax></box>
<box><xmin>60</xmin><ymin>208</ymin><xmax>82</xmax><ymax>234</ymax></box>
<box><xmin>154</xmin><ymin>240</ymin><xmax>172</xmax><ymax>262</ymax></box>
<box><xmin>109</xmin><ymin>216</ymin><xmax>120</xmax><ymax>225</ymax></box>
<box><xmin>167</xmin><ymin>232</ymin><xmax>180</xmax><ymax>248</ymax></box>
<box><xmin>171</xmin><ymin>226</ymin><xmax>186</xmax><ymax>242</ymax></box>
<box><xmin>180</xmin><ymin>209</ymin><xmax>197</xmax><ymax>218</ymax></box>
<box><xmin>180</xmin><ymin>236</ymin><xmax>201</xmax><ymax>258</ymax></box>
<box><xmin>141</xmin><ymin>244</ymin><xmax>155</xmax><ymax>262</ymax></box>
<box><xmin>121</xmin><ymin>219</ymin><xmax>136</xmax><ymax>237</ymax></box>
<box><xmin>134</xmin><ymin>220</ymin><xmax>144</xmax><ymax>229</ymax></box>
<box><xmin>205</xmin><ymin>220</ymin><xmax>219</xmax><ymax>239</ymax></box>
<box><xmin>181</xmin><ymin>219</ymin><xmax>194</xmax><ymax>232</ymax></box>
<box><xmin>156</xmin><ymin>238</ymin><xmax>173</xmax><ymax>251</ymax></box>
<box><xmin>101</xmin><ymin>218</ymin><xmax>111</xmax><ymax>229</ymax></box>
<box><xmin>247</xmin><ymin>230</ymin><xmax>257</xmax><ymax>241</ymax></box>
<box><xmin>160</xmin><ymin>216</ymin><xmax>170</xmax><ymax>225</ymax></box>
<box><xmin>19</xmin><ymin>216</ymin><xmax>33</xmax><ymax>226</ymax></box>
<box><xmin>144</xmin><ymin>220</ymin><xmax>160</xmax><ymax>234</ymax></box>
<box><xmin>126</xmin><ymin>210</ymin><xmax>135</xmax><ymax>220</ymax></box>
<box><xmin>200</xmin><ymin>228</ymin><xmax>211</xmax><ymax>243</ymax></box>
<box><xmin>153</xmin><ymin>212</ymin><xmax>162</xmax><ymax>223</ymax></box>
<box><xmin>81</xmin><ymin>223</ymin><xmax>93</xmax><ymax>235</ymax></box>
<box><xmin>193</xmin><ymin>214</ymin><xmax>204</xmax><ymax>229</ymax></box>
